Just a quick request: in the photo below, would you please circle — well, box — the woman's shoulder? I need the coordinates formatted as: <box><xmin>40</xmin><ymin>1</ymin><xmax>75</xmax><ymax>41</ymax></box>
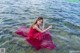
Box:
<box><xmin>33</xmin><ymin>24</ymin><xmax>39</xmax><ymax>29</ymax></box>
<box><xmin>33</xmin><ymin>24</ymin><xmax>37</xmax><ymax>28</ymax></box>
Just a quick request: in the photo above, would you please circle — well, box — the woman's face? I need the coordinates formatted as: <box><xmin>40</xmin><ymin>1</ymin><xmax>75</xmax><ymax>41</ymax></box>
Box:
<box><xmin>37</xmin><ymin>20</ymin><xmax>43</xmax><ymax>25</ymax></box>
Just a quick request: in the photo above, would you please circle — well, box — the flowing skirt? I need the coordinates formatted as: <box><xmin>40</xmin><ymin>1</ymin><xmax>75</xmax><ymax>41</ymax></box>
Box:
<box><xmin>15</xmin><ymin>25</ymin><xmax>56</xmax><ymax>50</ymax></box>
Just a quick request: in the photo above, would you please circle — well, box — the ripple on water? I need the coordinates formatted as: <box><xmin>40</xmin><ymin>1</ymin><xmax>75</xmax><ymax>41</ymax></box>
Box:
<box><xmin>0</xmin><ymin>0</ymin><xmax>80</xmax><ymax>53</ymax></box>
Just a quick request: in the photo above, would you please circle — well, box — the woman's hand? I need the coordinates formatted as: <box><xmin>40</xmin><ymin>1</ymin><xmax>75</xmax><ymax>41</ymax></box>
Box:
<box><xmin>48</xmin><ymin>25</ymin><xmax>52</xmax><ymax>29</ymax></box>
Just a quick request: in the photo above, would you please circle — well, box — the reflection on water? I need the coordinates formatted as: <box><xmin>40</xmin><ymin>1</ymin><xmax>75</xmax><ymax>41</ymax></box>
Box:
<box><xmin>0</xmin><ymin>0</ymin><xmax>80</xmax><ymax>53</ymax></box>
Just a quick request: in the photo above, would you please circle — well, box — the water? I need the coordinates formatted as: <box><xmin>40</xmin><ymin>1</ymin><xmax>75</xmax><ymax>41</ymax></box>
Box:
<box><xmin>0</xmin><ymin>0</ymin><xmax>80</xmax><ymax>53</ymax></box>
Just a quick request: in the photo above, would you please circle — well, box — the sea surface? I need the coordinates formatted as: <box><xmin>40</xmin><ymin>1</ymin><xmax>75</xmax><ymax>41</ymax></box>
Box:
<box><xmin>0</xmin><ymin>0</ymin><xmax>80</xmax><ymax>53</ymax></box>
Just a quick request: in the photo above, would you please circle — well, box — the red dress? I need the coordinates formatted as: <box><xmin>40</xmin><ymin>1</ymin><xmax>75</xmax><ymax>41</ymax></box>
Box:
<box><xmin>16</xmin><ymin>25</ymin><xmax>56</xmax><ymax>50</ymax></box>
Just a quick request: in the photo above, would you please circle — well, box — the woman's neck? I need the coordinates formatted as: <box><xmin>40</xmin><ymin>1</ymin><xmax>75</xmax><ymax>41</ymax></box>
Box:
<box><xmin>36</xmin><ymin>24</ymin><xmax>40</xmax><ymax>27</ymax></box>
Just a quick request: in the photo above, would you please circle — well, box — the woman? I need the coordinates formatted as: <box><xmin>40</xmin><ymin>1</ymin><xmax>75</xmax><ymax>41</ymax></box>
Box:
<box><xmin>16</xmin><ymin>17</ymin><xmax>56</xmax><ymax>50</ymax></box>
<box><xmin>27</xmin><ymin>17</ymin><xmax>56</xmax><ymax>50</ymax></box>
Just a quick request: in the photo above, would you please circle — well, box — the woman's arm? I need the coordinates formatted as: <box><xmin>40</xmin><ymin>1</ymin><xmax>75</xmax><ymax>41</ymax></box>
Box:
<box><xmin>34</xmin><ymin>25</ymin><xmax>52</xmax><ymax>33</ymax></box>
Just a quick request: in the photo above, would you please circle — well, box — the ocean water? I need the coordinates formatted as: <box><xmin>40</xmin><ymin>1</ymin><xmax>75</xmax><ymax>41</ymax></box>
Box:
<box><xmin>0</xmin><ymin>0</ymin><xmax>80</xmax><ymax>53</ymax></box>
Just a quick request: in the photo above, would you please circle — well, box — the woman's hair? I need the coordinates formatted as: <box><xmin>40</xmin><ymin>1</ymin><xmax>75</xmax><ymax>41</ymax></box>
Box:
<box><xmin>30</xmin><ymin>17</ymin><xmax>43</xmax><ymax>28</ymax></box>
